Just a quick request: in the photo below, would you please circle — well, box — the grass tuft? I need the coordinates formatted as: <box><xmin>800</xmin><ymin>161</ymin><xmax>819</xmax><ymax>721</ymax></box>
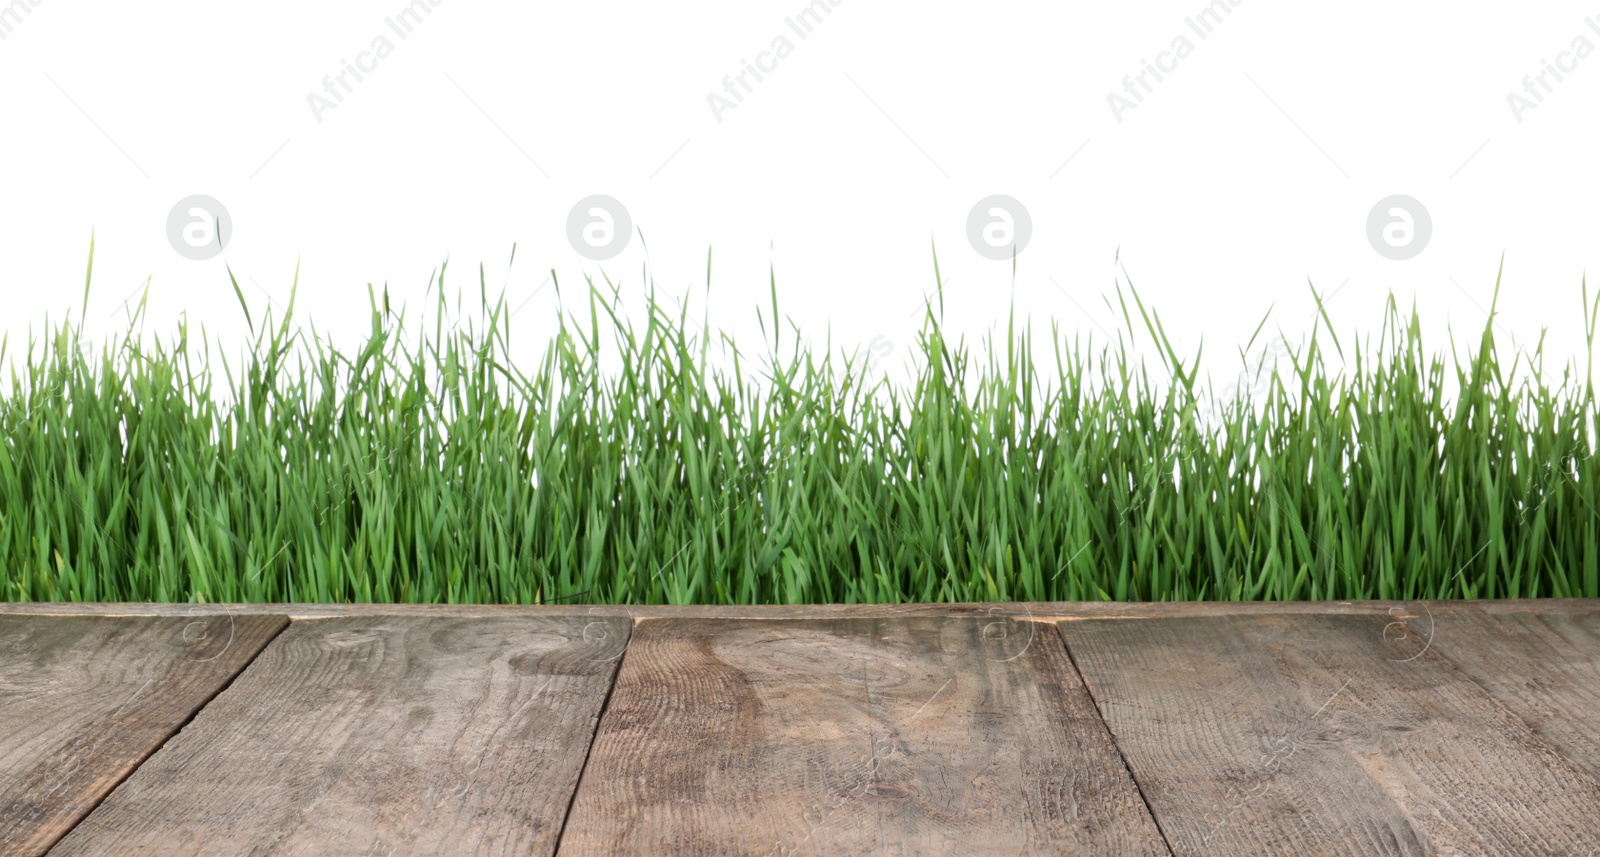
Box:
<box><xmin>3</xmin><ymin>260</ymin><xmax>1598</xmax><ymax>605</ymax></box>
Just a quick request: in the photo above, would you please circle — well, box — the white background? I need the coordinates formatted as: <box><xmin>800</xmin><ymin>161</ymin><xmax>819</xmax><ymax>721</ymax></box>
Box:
<box><xmin>2</xmin><ymin>0</ymin><xmax>1598</xmax><ymax>392</ymax></box>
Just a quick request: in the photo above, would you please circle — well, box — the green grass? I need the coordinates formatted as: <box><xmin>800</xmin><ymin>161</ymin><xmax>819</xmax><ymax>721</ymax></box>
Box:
<box><xmin>3</xmin><ymin>252</ymin><xmax>1599</xmax><ymax>605</ymax></box>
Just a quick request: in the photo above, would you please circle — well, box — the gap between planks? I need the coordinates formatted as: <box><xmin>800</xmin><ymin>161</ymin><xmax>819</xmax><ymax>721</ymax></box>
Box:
<box><xmin>49</xmin><ymin>617</ymin><xmax>295</xmax><ymax>845</ymax></box>
<box><xmin>1048</xmin><ymin>619</ymin><xmax>1181</xmax><ymax>857</ymax></box>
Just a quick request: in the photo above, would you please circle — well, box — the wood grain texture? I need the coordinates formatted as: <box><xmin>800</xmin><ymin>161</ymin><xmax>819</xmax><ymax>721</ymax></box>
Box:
<box><xmin>1061</xmin><ymin>613</ymin><xmax>1600</xmax><ymax>856</ymax></box>
<box><xmin>560</xmin><ymin>616</ymin><xmax>1170</xmax><ymax>856</ymax></box>
<box><xmin>49</xmin><ymin>615</ymin><xmax>630</xmax><ymax>856</ymax></box>
<box><xmin>0</xmin><ymin>613</ymin><xmax>286</xmax><ymax>857</ymax></box>
<box><xmin>3</xmin><ymin>598</ymin><xmax>1595</xmax><ymax>621</ymax></box>
<box><xmin>1428</xmin><ymin>609</ymin><xmax>1600</xmax><ymax>781</ymax></box>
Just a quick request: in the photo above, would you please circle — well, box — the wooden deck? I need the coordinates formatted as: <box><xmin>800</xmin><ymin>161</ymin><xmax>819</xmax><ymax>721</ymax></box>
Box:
<box><xmin>3</xmin><ymin>600</ymin><xmax>1598</xmax><ymax>855</ymax></box>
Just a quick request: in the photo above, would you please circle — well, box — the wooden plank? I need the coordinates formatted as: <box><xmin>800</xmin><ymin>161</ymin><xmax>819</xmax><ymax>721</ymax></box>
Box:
<box><xmin>49</xmin><ymin>615</ymin><xmax>630</xmax><ymax>856</ymax></box>
<box><xmin>3</xmin><ymin>597</ymin><xmax>1595</xmax><ymax>621</ymax></box>
<box><xmin>0</xmin><ymin>613</ymin><xmax>287</xmax><ymax>857</ymax></box>
<box><xmin>1061</xmin><ymin>613</ymin><xmax>1600</xmax><ymax>855</ymax></box>
<box><xmin>560</xmin><ymin>617</ymin><xmax>1170</xmax><ymax>856</ymax></box>
<box><xmin>1428</xmin><ymin>610</ymin><xmax>1600</xmax><ymax>780</ymax></box>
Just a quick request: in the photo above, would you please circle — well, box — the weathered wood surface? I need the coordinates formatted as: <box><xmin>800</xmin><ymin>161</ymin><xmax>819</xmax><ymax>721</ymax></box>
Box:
<box><xmin>560</xmin><ymin>617</ymin><xmax>1170</xmax><ymax>857</ymax></box>
<box><xmin>1428</xmin><ymin>610</ymin><xmax>1600</xmax><ymax>782</ymax></box>
<box><xmin>49</xmin><ymin>615</ymin><xmax>630</xmax><ymax>857</ymax></box>
<box><xmin>10</xmin><ymin>603</ymin><xmax>1600</xmax><ymax>853</ymax></box>
<box><xmin>0</xmin><ymin>614</ymin><xmax>286</xmax><ymax>857</ymax></box>
<box><xmin>4</xmin><ymin>597</ymin><xmax>1595</xmax><ymax>621</ymax></box>
<box><xmin>1060</xmin><ymin>613</ymin><xmax>1600</xmax><ymax>856</ymax></box>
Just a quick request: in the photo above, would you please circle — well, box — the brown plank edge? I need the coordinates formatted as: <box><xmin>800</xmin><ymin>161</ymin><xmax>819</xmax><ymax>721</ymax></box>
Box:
<box><xmin>2</xmin><ymin>598</ymin><xmax>1597</xmax><ymax>621</ymax></box>
<box><xmin>1060</xmin><ymin>612</ymin><xmax>1600</xmax><ymax>855</ymax></box>
<box><xmin>559</xmin><ymin>616</ymin><xmax>1171</xmax><ymax>856</ymax></box>
<box><xmin>48</xmin><ymin>615</ymin><xmax>630</xmax><ymax>856</ymax></box>
<box><xmin>0</xmin><ymin>614</ymin><xmax>287</xmax><ymax>857</ymax></box>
